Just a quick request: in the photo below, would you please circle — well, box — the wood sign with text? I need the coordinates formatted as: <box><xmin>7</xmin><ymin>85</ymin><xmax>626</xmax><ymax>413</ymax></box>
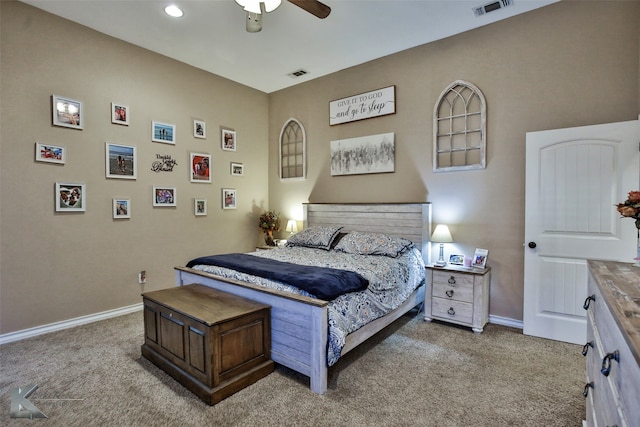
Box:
<box><xmin>329</xmin><ymin>86</ymin><xmax>395</xmax><ymax>125</ymax></box>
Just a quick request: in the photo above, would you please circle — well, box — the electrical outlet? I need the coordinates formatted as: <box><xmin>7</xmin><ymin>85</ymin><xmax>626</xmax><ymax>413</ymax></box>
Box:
<box><xmin>138</xmin><ymin>270</ymin><xmax>146</xmax><ymax>284</ymax></box>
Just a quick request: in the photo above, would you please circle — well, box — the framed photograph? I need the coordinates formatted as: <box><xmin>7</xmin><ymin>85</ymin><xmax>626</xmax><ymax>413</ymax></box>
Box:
<box><xmin>221</xmin><ymin>128</ymin><xmax>236</xmax><ymax>151</ymax></box>
<box><xmin>472</xmin><ymin>248</ymin><xmax>489</xmax><ymax>268</ymax></box>
<box><xmin>113</xmin><ymin>198</ymin><xmax>130</xmax><ymax>219</ymax></box>
<box><xmin>111</xmin><ymin>102</ymin><xmax>129</xmax><ymax>125</ymax></box>
<box><xmin>222</xmin><ymin>188</ymin><xmax>236</xmax><ymax>209</ymax></box>
<box><xmin>194</xmin><ymin>120</ymin><xmax>206</xmax><ymax>139</ymax></box>
<box><xmin>190</xmin><ymin>152</ymin><xmax>211</xmax><ymax>183</ymax></box>
<box><xmin>55</xmin><ymin>182</ymin><xmax>85</xmax><ymax>212</ymax></box>
<box><xmin>153</xmin><ymin>186</ymin><xmax>176</xmax><ymax>207</ymax></box>
<box><xmin>152</xmin><ymin>121</ymin><xmax>175</xmax><ymax>144</ymax></box>
<box><xmin>194</xmin><ymin>198</ymin><xmax>207</xmax><ymax>216</ymax></box>
<box><xmin>52</xmin><ymin>95</ymin><xmax>83</xmax><ymax>129</ymax></box>
<box><xmin>449</xmin><ymin>254</ymin><xmax>465</xmax><ymax>266</ymax></box>
<box><xmin>231</xmin><ymin>162</ymin><xmax>244</xmax><ymax>176</ymax></box>
<box><xmin>106</xmin><ymin>142</ymin><xmax>137</xmax><ymax>179</ymax></box>
<box><xmin>35</xmin><ymin>142</ymin><xmax>65</xmax><ymax>164</ymax></box>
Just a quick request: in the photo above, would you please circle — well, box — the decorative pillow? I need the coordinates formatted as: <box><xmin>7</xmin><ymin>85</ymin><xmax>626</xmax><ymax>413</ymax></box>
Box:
<box><xmin>334</xmin><ymin>231</ymin><xmax>414</xmax><ymax>258</ymax></box>
<box><xmin>285</xmin><ymin>225</ymin><xmax>344</xmax><ymax>250</ymax></box>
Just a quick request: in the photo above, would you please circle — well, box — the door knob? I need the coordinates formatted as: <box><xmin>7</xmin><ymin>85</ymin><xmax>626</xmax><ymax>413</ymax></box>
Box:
<box><xmin>528</xmin><ymin>242</ymin><xmax>537</xmax><ymax>249</ymax></box>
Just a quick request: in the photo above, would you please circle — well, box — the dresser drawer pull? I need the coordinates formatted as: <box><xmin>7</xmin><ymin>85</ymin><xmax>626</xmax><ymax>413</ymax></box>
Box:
<box><xmin>445</xmin><ymin>290</ymin><xmax>454</xmax><ymax>298</ymax></box>
<box><xmin>583</xmin><ymin>382</ymin><xmax>594</xmax><ymax>398</ymax></box>
<box><xmin>582</xmin><ymin>294</ymin><xmax>595</xmax><ymax>310</ymax></box>
<box><xmin>447</xmin><ymin>307</ymin><xmax>455</xmax><ymax>316</ymax></box>
<box><xmin>447</xmin><ymin>276</ymin><xmax>456</xmax><ymax>285</ymax></box>
<box><xmin>581</xmin><ymin>341</ymin><xmax>594</xmax><ymax>356</ymax></box>
<box><xmin>600</xmin><ymin>350</ymin><xmax>620</xmax><ymax>377</ymax></box>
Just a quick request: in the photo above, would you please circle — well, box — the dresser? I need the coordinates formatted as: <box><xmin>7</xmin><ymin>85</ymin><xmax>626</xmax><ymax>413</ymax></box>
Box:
<box><xmin>424</xmin><ymin>265</ymin><xmax>491</xmax><ymax>333</ymax></box>
<box><xmin>584</xmin><ymin>261</ymin><xmax>640</xmax><ymax>426</ymax></box>
<box><xmin>141</xmin><ymin>284</ymin><xmax>274</xmax><ymax>405</ymax></box>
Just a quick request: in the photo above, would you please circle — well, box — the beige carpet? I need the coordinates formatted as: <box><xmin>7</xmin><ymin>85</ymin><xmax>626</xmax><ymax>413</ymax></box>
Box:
<box><xmin>0</xmin><ymin>310</ymin><xmax>584</xmax><ymax>426</ymax></box>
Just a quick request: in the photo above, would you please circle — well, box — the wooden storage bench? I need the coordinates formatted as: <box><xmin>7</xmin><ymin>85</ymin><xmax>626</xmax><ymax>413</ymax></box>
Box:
<box><xmin>141</xmin><ymin>283</ymin><xmax>274</xmax><ymax>405</ymax></box>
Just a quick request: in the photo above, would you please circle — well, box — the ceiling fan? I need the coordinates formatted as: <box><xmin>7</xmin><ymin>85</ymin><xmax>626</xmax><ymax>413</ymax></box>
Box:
<box><xmin>236</xmin><ymin>0</ymin><xmax>331</xmax><ymax>32</ymax></box>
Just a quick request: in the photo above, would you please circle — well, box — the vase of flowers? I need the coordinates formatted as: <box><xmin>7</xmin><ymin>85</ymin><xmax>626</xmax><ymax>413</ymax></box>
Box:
<box><xmin>615</xmin><ymin>191</ymin><xmax>640</xmax><ymax>266</ymax></box>
<box><xmin>259</xmin><ymin>210</ymin><xmax>280</xmax><ymax>246</ymax></box>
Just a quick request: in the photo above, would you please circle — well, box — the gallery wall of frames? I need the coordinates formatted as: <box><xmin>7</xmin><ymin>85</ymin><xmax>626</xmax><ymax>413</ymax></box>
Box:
<box><xmin>40</xmin><ymin>95</ymin><xmax>245</xmax><ymax>218</ymax></box>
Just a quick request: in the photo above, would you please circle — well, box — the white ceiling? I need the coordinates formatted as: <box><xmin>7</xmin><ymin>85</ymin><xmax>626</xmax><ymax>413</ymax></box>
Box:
<box><xmin>20</xmin><ymin>0</ymin><xmax>559</xmax><ymax>93</ymax></box>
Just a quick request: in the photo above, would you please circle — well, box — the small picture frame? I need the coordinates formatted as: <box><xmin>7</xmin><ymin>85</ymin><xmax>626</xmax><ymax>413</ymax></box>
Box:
<box><xmin>231</xmin><ymin>162</ymin><xmax>244</xmax><ymax>176</ymax></box>
<box><xmin>106</xmin><ymin>142</ymin><xmax>137</xmax><ymax>179</ymax></box>
<box><xmin>222</xmin><ymin>188</ymin><xmax>236</xmax><ymax>209</ymax></box>
<box><xmin>152</xmin><ymin>121</ymin><xmax>176</xmax><ymax>144</ymax></box>
<box><xmin>113</xmin><ymin>198</ymin><xmax>131</xmax><ymax>219</ymax></box>
<box><xmin>472</xmin><ymin>248</ymin><xmax>489</xmax><ymax>268</ymax></box>
<box><xmin>221</xmin><ymin>128</ymin><xmax>236</xmax><ymax>151</ymax></box>
<box><xmin>190</xmin><ymin>152</ymin><xmax>211</xmax><ymax>183</ymax></box>
<box><xmin>111</xmin><ymin>102</ymin><xmax>129</xmax><ymax>125</ymax></box>
<box><xmin>35</xmin><ymin>142</ymin><xmax>65</xmax><ymax>164</ymax></box>
<box><xmin>449</xmin><ymin>254</ymin><xmax>465</xmax><ymax>266</ymax></box>
<box><xmin>194</xmin><ymin>120</ymin><xmax>206</xmax><ymax>139</ymax></box>
<box><xmin>52</xmin><ymin>95</ymin><xmax>83</xmax><ymax>129</ymax></box>
<box><xmin>153</xmin><ymin>186</ymin><xmax>176</xmax><ymax>207</ymax></box>
<box><xmin>194</xmin><ymin>198</ymin><xmax>207</xmax><ymax>216</ymax></box>
<box><xmin>55</xmin><ymin>182</ymin><xmax>85</xmax><ymax>212</ymax></box>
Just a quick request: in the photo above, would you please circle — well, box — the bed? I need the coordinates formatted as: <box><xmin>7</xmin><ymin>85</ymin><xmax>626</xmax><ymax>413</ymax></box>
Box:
<box><xmin>175</xmin><ymin>203</ymin><xmax>432</xmax><ymax>394</ymax></box>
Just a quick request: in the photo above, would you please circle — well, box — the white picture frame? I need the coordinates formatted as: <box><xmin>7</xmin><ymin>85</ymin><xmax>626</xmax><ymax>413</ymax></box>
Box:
<box><xmin>472</xmin><ymin>248</ymin><xmax>489</xmax><ymax>268</ymax></box>
<box><xmin>194</xmin><ymin>120</ymin><xmax>206</xmax><ymax>139</ymax></box>
<box><xmin>152</xmin><ymin>121</ymin><xmax>176</xmax><ymax>144</ymax></box>
<box><xmin>55</xmin><ymin>182</ymin><xmax>85</xmax><ymax>212</ymax></box>
<box><xmin>231</xmin><ymin>162</ymin><xmax>244</xmax><ymax>176</ymax></box>
<box><xmin>111</xmin><ymin>102</ymin><xmax>130</xmax><ymax>125</ymax></box>
<box><xmin>190</xmin><ymin>152</ymin><xmax>211</xmax><ymax>183</ymax></box>
<box><xmin>113</xmin><ymin>198</ymin><xmax>131</xmax><ymax>219</ymax></box>
<box><xmin>35</xmin><ymin>142</ymin><xmax>65</xmax><ymax>164</ymax></box>
<box><xmin>106</xmin><ymin>142</ymin><xmax>137</xmax><ymax>179</ymax></box>
<box><xmin>52</xmin><ymin>94</ymin><xmax>83</xmax><ymax>129</ymax></box>
<box><xmin>222</xmin><ymin>188</ymin><xmax>236</xmax><ymax>209</ymax></box>
<box><xmin>194</xmin><ymin>198</ymin><xmax>207</xmax><ymax>216</ymax></box>
<box><xmin>153</xmin><ymin>186</ymin><xmax>177</xmax><ymax>207</ymax></box>
<box><xmin>221</xmin><ymin>128</ymin><xmax>236</xmax><ymax>151</ymax></box>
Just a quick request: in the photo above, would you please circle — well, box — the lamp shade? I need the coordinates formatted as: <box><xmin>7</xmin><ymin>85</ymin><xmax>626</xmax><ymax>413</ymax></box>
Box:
<box><xmin>286</xmin><ymin>219</ymin><xmax>298</xmax><ymax>233</ymax></box>
<box><xmin>431</xmin><ymin>224</ymin><xmax>453</xmax><ymax>243</ymax></box>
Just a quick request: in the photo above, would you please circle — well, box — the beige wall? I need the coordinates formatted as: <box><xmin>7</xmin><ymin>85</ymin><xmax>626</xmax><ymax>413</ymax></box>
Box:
<box><xmin>268</xmin><ymin>1</ymin><xmax>640</xmax><ymax>321</ymax></box>
<box><xmin>1</xmin><ymin>1</ymin><xmax>639</xmax><ymax>335</ymax></box>
<box><xmin>0</xmin><ymin>1</ymin><xmax>269</xmax><ymax>333</ymax></box>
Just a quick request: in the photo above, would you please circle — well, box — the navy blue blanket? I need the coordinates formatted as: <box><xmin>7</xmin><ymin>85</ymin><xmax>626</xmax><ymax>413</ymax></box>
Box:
<box><xmin>186</xmin><ymin>253</ymin><xmax>369</xmax><ymax>300</ymax></box>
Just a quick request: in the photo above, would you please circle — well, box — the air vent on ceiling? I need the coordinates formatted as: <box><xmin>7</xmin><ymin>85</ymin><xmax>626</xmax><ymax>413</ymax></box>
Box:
<box><xmin>473</xmin><ymin>0</ymin><xmax>514</xmax><ymax>17</ymax></box>
<box><xmin>288</xmin><ymin>69</ymin><xmax>308</xmax><ymax>78</ymax></box>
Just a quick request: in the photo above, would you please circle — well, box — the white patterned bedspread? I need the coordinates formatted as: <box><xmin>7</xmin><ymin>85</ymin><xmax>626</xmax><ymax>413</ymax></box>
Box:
<box><xmin>190</xmin><ymin>246</ymin><xmax>425</xmax><ymax>366</ymax></box>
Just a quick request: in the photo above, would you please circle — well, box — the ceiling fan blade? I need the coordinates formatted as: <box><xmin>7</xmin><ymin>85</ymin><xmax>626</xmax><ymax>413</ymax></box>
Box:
<box><xmin>287</xmin><ymin>0</ymin><xmax>331</xmax><ymax>19</ymax></box>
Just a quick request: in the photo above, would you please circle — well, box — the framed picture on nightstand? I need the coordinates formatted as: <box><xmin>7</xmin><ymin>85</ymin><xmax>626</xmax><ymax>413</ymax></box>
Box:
<box><xmin>449</xmin><ymin>254</ymin><xmax>464</xmax><ymax>265</ymax></box>
<box><xmin>472</xmin><ymin>248</ymin><xmax>488</xmax><ymax>268</ymax></box>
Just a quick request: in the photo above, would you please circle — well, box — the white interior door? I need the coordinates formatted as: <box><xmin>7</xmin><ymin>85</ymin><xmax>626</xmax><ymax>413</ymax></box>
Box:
<box><xmin>524</xmin><ymin>120</ymin><xmax>640</xmax><ymax>344</ymax></box>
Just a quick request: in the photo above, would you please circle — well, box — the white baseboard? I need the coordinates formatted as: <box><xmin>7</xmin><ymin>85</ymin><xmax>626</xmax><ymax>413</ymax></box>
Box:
<box><xmin>489</xmin><ymin>314</ymin><xmax>523</xmax><ymax>330</ymax></box>
<box><xmin>0</xmin><ymin>303</ymin><xmax>143</xmax><ymax>345</ymax></box>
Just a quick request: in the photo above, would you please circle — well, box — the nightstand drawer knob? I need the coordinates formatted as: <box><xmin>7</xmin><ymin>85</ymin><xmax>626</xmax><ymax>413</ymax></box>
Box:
<box><xmin>582</xmin><ymin>341</ymin><xmax>594</xmax><ymax>356</ymax></box>
<box><xmin>447</xmin><ymin>307</ymin><xmax>455</xmax><ymax>316</ymax></box>
<box><xmin>445</xmin><ymin>290</ymin><xmax>454</xmax><ymax>298</ymax></box>
<box><xmin>447</xmin><ymin>276</ymin><xmax>456</xmax><ymax>285</ymax></box>
<box><xmin>583</xmin><ymin>294</ymin><xmax>595</xmax><ymax>310</ymax></box>
<box><xmin>583</xmin><ymin>382</ymin><xmax>594</xmax><ymax>398</ymax></box>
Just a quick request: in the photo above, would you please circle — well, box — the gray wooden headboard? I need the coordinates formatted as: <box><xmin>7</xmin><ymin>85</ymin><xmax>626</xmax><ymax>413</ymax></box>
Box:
<box><xmin>303</xmin><ymin>203</ymin><xmax>432</xmax><ymax>263</ymax></box>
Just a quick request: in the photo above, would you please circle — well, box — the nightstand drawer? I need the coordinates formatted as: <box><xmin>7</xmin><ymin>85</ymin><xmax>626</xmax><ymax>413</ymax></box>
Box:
<box><xmin>432</xmin><ymin>270</ymin><xmax>474</xmax><ymax>288</ymax></box>
<box><xmin>432</xmin><ymin>297</ymin><xmax>473</xmax><ymax>324</ymax></box>
<box><xmin>432</xmin><ymin>282</ymin><xmax>473</xmax><ymax>303</ymax></box>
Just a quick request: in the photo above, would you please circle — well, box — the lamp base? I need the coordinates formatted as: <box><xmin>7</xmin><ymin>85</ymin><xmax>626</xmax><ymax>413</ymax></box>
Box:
<box><xmin>434</xmin><ymin>260</ymin><xmax>447</xmax><ymax>267</ymax></box>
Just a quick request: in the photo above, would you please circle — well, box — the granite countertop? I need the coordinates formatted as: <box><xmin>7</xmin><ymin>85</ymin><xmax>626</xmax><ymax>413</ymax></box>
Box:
<box><xmin>587</xmin><ymin>260</ymin><xmax>640</xmax><ymax>365</ymax></box>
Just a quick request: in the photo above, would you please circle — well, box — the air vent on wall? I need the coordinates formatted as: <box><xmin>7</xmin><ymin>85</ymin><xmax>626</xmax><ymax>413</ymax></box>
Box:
<box><xmin>288</xmin><ymin>69</ymin><xmax>308</xmax><ymax>78</ymax></box>
<box><xmin>473</xmin><ymin>0</ymin><xmax>514</xmax><ymax>17</ymax></box>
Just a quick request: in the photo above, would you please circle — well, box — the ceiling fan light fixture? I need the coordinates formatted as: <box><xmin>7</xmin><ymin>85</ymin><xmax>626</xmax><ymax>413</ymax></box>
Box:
<box><xmin>235</xmin><ymin>0</ymin><xmax>281</xmax><ymax>14</ymax></box>
<box><xmin>164</xmin><ymin>5</ymin><xmax>183</xmax><ymax>18</ymax></box>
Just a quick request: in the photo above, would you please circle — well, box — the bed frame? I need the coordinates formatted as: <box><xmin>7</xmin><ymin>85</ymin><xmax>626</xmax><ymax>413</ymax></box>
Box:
<box><xmin>175</xmin><ymin>203</ymin><xmax>431</xmax><ymax>394</ymax></box>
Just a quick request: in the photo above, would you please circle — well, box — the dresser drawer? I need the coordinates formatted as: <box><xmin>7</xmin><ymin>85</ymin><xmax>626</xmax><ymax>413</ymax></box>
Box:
<box><xmin>432</xmin><ymin>270</ymin><xmax>474</xmax><ymax>288</ymax></box>
<box><xmin>432</xmin><ymin>282</ymin><xmax>473</xmax><ymax>303</ymax></box>
<box><xmin>432</xmin><ymin>297</ymin><xmax>473</xmax><ymax>325</ymax></box>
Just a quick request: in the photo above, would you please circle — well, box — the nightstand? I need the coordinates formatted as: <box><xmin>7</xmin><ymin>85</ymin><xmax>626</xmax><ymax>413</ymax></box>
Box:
<box><xmin>424</xmin><ymin>264</ymin><xmax>491</xmax><ymax>333</ymax></box>
<box><xmin>255</xmin><ymin>245</ymin><xmax>276</xmax><ymax>251</ymax></box>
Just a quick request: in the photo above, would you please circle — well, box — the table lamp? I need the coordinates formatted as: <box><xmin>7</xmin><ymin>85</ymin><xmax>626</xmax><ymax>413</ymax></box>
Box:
<box><xmin>286</xmin><ymin>219</ymin><xmax>298</xmax><ymax>235</ymax></box>
<box><xmin>431</xmin><ymin>224</ymin><xmax>453</xmax><ymax>267</ymax></box>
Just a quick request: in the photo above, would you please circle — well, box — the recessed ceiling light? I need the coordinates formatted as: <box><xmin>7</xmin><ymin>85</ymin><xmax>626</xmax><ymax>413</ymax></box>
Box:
<box><xmin>164</xmin><ymin>5</ymin><xmax>183</xmax><ymax>18</ymax></box>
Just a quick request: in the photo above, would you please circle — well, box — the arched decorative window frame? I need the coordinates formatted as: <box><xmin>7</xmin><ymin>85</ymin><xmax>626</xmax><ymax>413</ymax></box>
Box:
<box><xmin>433</xmin><ymin>80</ymin><xmax>487</xmax><ymax>172</ymax></box>
<box><xmin>279</xmin><ymin>118</ymin><xmax>307</xmax><ymax>181</ymax></box>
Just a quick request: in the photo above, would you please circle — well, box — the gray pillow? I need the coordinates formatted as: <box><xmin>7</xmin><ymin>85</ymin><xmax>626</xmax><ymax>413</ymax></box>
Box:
<box><xmin>285</xmin><ymin>226</ymin><xmax>344</xmax><ymax>250</ymax></box>
<box><xmin>334</xmin><ymin>231</ymin><xmax>413</xmax><ymax>257</ymax></box>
